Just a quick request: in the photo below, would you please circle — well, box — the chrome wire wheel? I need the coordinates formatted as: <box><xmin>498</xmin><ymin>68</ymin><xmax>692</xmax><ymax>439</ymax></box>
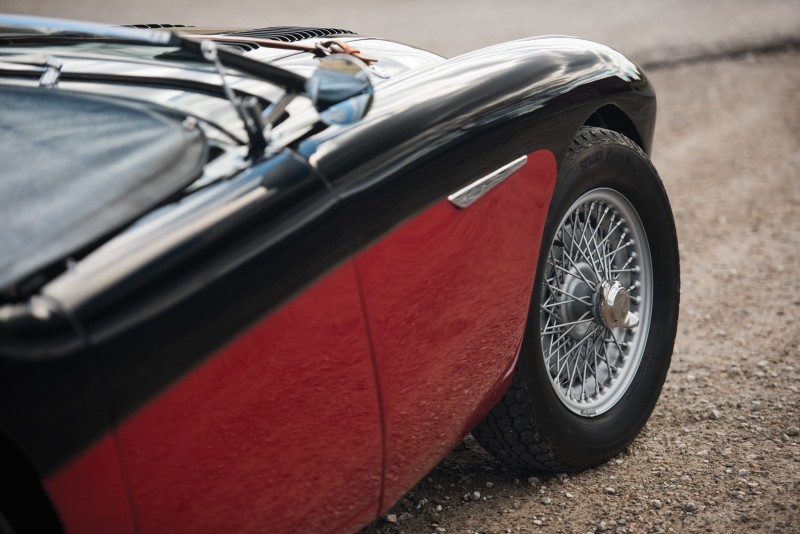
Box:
<box><xmin>474</xmin><ymin>128</ymin><xmax>678</xmax><ymax>471</ymax></box>
<box><xmin>540</xmin><ymin>187</ymin><xmax>653</xmax><ymax>417</ymax></box>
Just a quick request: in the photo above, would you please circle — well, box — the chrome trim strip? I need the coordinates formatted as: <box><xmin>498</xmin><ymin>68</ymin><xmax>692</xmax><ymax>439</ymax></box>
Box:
<box><xmin>447</xmin><ymin>155</ymin><xmax>528</xmax><ymax>209</ymax></box>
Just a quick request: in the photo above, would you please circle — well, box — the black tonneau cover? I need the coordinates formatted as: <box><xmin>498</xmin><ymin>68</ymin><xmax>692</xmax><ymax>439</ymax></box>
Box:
<box><xmin>0</xmin><ymin>85</ymin><xmax>207</xmax><ymax>293</ymax></box>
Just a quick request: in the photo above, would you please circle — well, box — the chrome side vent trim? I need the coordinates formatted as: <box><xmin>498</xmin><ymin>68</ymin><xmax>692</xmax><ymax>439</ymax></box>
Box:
<box><xmin>447</xmin><ymin>155</ymin><xmax>528</xmax><ymax>209</ymax></box>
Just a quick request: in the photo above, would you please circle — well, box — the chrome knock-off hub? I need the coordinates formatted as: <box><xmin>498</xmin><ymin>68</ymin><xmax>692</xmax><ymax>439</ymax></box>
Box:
<box><xmin>596</xmin><ymin>280</ymin><xmax>639</xmax><ymax>329</ymax></box>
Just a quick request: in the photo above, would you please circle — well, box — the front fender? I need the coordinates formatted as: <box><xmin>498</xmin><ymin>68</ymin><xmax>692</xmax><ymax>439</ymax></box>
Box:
<box><xmin>298</xmin><ymin>36</ymin><xmax>655</xmax><ymax>249</ymax></box>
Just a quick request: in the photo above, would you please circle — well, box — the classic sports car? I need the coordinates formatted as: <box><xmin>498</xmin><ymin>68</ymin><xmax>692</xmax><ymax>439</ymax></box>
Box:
<box><xmin>0</xmin><ymin>14</ymin><xmax>680</xmax><ymax>533</ymax></box>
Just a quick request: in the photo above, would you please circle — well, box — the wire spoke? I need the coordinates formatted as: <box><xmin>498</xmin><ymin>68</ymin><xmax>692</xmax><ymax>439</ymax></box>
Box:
<box><xmin>539</xmin><ymin>188</ymin><xmax>649</xmax><ymax>416</ymax></box>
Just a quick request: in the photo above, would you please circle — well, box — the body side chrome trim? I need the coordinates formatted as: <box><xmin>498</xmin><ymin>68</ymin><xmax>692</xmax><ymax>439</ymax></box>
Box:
<box><xmin>447</xmin><ymin>155</ymin><xmax>528</xmax><ymax>209</ymax></box>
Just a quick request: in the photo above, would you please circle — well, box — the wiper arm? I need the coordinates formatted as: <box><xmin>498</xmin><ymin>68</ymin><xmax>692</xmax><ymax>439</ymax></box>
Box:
<box><xmin>195</xmin><ymin>39</ymin><xmax>267</xmax><ymax>157</ymax></box>
<box><xmin>180</xmin><ymin>36</ymin><xmax>306</xmax><ymax>93</ymax></box>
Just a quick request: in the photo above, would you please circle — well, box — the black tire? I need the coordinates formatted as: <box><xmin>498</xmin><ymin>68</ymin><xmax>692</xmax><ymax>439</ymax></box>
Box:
<box><xmin>473</xmin><ymin>127</ymin><xmax>679</xmax><ymax>471</ymax></box>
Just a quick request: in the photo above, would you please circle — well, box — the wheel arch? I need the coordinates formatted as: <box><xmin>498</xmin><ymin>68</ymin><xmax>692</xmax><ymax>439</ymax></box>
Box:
<box><xmin>583</xmin><ymin>104</ymin><xmax>646</xmax><ymax>152</ymax></box>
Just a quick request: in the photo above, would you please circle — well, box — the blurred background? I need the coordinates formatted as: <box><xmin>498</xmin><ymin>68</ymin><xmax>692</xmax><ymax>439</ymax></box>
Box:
<box><xmin>1</xmin><ymin>0</ymin><xmax>798</xmax><ymax>64</ymax></box>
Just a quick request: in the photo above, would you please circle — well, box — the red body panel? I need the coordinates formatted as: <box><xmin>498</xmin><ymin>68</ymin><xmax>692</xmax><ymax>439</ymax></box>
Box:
<box><xmin>45</xmin><ymin>437</ymin><xmax>136</xmax><ymax>534</ymax></box>
<box><xmin>110</xmin><ymin>263</ymin><xmax>381</xmax><ymax>533</ymax></box>
<box><xmin>354</xmin><ymin>150</ymin><xmax>557</xmax><ymax>510</ymax></box>
<box><xmin>42</xmin><ymin>151</ymin><xmax>556</xmax><ymax>533</ymax></box>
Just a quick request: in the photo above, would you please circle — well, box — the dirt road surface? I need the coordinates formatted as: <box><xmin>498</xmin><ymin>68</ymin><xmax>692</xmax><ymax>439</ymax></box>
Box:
<box><xmin>365</xmin><ymin>50</ymin><xmax>800</xmax><ymax>533</ymax></box>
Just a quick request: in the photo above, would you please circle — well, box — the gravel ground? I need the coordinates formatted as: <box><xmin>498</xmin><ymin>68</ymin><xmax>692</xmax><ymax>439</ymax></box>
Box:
<box><xmin>364</xmin><ymin>49</ymin><xmax>800</xmax><ymax>534</ymax></box>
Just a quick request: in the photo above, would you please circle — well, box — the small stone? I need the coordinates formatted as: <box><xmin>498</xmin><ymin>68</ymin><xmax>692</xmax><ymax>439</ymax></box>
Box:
<box><xmin>533</xmin><ymin>519</ymin><xmax>543</xmax><ymax>526</ymax></box>
<box><xmin>709</xmin><ymin>409</ymin><xmax>721</xmax><ymax>420</ymax></box>
<box><xmin>598</xmin><ymin>520</ymin><xmax>617</xmax><ymax>531</ymax></box>
<box><xmin>485</xmin><ymin>481</ymin><xmax>494</xmax><ymax>488</ymax></box>
<box><xmin>751</xmin><ymin>401</ymin><xmax>763</xmax><ymax>411</ymax></box>
<box><xmin>385</xmin><ymin>514</ymin><xmax>398</xmax><ymax>524</ymax></box>
<box><xmin>528</xmin><ymin>477</ymin><xmax>541</xmax><ymax>487</ymax></box>
<box><xmin>435</xmin><ymin>504</ymin><xmax>442</xmax><ymax>512</ymax></box>
<box><xmin>683</xmin><ymin>502</ymin><xmax>697</xmax><ymax>512</ymax></box>
<box><xmin>757</xmin><ymin>360</ymin><xmax>769</xmax><ymax>368</ymax></box>
<box><xmin>652</xmin><ymin>499</ymin><xmax>663</xmax><ymax>509</ymax></box>
<box><xmin>435</xmin><ymin>528</ymin><xmax>446</xmax><ymax>533</ymax></box>
<box><xmin>471</xmin><ymin>491</ymin><xmax>481</xmax><ymax>501</ymax></box>
<box><xmin>687</xmin><ymin>373</ymin><xmax>696</xmax><ymax>381</ymax></box>
<box><xmin>785</xmin><ymin>426</ymin><xmax>800</xmax><ymax>436</ymax></box>
<box><xmin>540</xmin><ymin>496</ymin><xmax>552</xmax><ymax>505</ymax></box>
<box><xmin>604</xmin><ymin>487</ymin><xmax>617</xmax><ymax>495</ymax></box>
<box><xmin>565</xmin><ymin>492</ymin><xmax>574</xmax><ymax>499</ymax></box>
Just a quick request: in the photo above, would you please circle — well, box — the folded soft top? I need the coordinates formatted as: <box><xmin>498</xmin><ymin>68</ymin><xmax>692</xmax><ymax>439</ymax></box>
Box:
<box><xmin>0</xmin><ymin>85</ymin><xmax>207</xmax><ymax>295</ymax></box>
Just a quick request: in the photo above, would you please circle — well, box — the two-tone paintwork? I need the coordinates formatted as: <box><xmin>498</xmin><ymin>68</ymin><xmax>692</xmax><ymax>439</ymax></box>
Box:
<box><xmin>0</xmin><ymin>29</ymin><xmax>656</xmax><ymax>533</ymax></box>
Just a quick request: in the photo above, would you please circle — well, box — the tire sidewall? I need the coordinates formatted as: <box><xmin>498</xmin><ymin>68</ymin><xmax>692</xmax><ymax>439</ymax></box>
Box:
<box><xmin>518</xmin><ymin>130</ymin><xmax>680</xmax><ymax>468</ymax></box>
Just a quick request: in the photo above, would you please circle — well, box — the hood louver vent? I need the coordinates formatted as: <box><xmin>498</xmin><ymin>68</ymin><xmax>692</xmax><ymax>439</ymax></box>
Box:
<box><xmin>121</xmin><ymin>23</ymin><xmax>194</xmax><ymax>29</ymax></box>
<box><xmin>224</xmin><ymin>26</ymin><xmax>356</xmax><ymax>42</ymax></box>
